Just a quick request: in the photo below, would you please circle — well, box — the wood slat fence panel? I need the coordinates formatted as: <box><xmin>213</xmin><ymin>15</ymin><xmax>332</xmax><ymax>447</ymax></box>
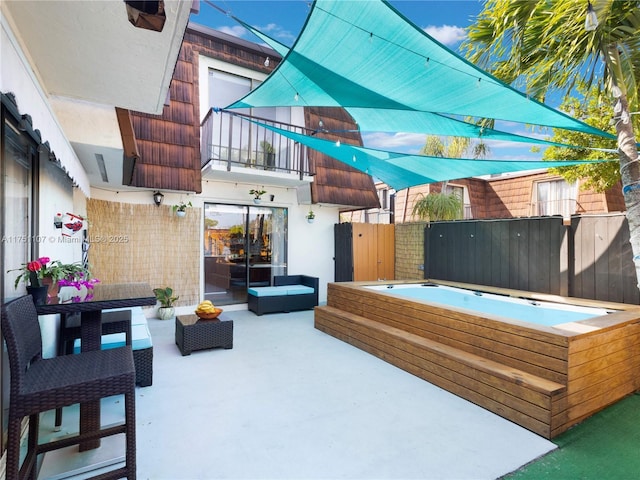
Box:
<box><xmin>421</xmin><ymin>214</ymin><xmax>639</xmax><ymax>304</ymax></box>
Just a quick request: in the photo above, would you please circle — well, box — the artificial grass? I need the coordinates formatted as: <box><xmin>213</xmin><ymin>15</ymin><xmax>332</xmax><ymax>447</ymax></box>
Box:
<box><xmin>503</xmin><ymin>393</ymin><xmax>640</xmax><ymax>479</ymax></box>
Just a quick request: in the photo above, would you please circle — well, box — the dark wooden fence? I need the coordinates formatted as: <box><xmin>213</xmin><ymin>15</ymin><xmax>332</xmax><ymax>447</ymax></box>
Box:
<box><xmin>335</xmin><ymin>223</ymin><xmax>354</xmax><ymax>282</ymax></box>
<box><xmin>424</xmin><ymin>213</ymin><xmax>639</xmax><ymax>305</ymax></box>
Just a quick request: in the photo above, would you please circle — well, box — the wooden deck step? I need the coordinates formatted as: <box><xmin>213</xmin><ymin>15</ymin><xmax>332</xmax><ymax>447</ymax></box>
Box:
<box><xmin>315</xmin><ymin>305</ymin><xmax>567</xmax><ymax>438</ymax></box>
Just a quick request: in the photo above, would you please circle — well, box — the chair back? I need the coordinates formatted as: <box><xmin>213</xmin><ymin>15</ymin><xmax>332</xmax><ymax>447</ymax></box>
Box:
<box><xmin>1</xmin><ymin>295</ymin><xmax>43</xmax><ymax>395</ymax></box>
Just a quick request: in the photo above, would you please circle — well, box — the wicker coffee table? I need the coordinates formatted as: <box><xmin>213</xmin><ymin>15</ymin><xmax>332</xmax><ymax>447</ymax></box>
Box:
<box><xmin>175</xmin><ymin>313</ymin><xmax>234</xmax><ymax>356</ymax></box>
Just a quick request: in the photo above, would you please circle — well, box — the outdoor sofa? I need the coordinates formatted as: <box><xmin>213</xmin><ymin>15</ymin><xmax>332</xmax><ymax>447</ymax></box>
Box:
<box><xmin>248</xmin><ymin>275</ymin><xmax>319</xmax><ymax>315</ymax></box>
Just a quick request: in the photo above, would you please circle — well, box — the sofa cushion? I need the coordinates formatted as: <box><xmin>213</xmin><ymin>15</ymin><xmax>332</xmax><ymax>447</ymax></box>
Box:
<box><xmin>74</xmin><ymin>323</ymin><xmax>153</xmax><ymax>352</ymax></box>
<box><xmin>248</xmin><ymin>286</ymin><xmax>289</xmax><ymax>297</ymax></box>
<box><xmin>286</xmin><ymin>285</ymin><xmax>315</xmax><ymax>295</ymax></box>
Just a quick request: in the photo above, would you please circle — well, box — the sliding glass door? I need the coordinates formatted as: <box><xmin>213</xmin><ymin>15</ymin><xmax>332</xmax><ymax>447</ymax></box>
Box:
<box><xmin>203</xmin><ymin>203</ymin><xmax>287</xmax><ymax>305</ymax></box>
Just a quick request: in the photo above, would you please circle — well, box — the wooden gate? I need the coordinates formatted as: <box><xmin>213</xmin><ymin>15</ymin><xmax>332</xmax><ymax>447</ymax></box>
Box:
<box><xmin>334</xmin><ymin>223</ymin><xmax>395</xmax><ymax>281</ymax></box>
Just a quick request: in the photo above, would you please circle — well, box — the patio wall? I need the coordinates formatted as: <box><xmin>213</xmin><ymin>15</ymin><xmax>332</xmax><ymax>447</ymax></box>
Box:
<box><xmin>416</xmin><ymin>214</ymin><xmax>639</xmax><ymax>305</ymax></box>
<box><xmin>86</xmin><ymin>199</ymin><xmax>201</xmax><ymax>307</ymax></box>
<box><xmin>394</xmin><ymin>222</ymin><xmax>426</xmax><ymax>280</ymax></box>
<box><xmin>392</xmin><ymin>214</ymin><xmax>639</xmax><ymax>304</ymax></box>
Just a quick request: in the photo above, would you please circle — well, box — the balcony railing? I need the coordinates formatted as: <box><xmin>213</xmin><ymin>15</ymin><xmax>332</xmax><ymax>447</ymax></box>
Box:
<box><xmin>200</xmin><ymin>109</ymin><xmax>313</xmax><ymax>179</ymax></box>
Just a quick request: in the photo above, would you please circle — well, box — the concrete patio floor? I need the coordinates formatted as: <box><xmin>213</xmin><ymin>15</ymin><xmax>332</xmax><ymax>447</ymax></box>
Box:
<box><xmin>40</xmin><ymin>307</ymin><xmax>556</xmax><ymax>479</ymax></box>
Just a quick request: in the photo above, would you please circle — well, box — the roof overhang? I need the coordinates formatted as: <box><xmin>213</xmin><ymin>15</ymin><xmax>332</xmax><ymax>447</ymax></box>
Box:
<box><xmin>1</xmin><ymin>0</ymin><xmax>194</xmax><ymax>191</ymax></box>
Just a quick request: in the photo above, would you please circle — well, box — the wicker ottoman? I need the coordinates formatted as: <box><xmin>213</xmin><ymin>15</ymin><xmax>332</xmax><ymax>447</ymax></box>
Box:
<box><xmin>175</xmin><ymin>314</ymin><xmax>233</xmax><ymax>356</ymax></box>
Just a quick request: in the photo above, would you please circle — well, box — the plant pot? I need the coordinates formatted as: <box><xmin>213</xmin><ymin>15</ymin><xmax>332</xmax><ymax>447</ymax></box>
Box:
<box><xmin>42</xmin><ymin>275</ymin><xmax>59</xmax><ymax>298</ymax></box>
<box><xmin>253</xmin><ymin>198</ymin><xmax>262</xmax><ymax>204</ymax></box>
<box><xmin>176</xmin><ymin>210</ymin><xmax>186</xmax><ymax>218</ymax></box>
<box><xmin>307</xmin><ymin>217</ymin><xmax>315</xmax><ymax>223</ymax></box>
<box><xmin>265</xmin><ymin>152</ymin><xmax>276</xmax><ymax>170</ymax></box>
<box><xmin>157</xmin><ymin>306</ymin><xmax>175</xmax><ymax>320</ymax></box>
<box><xmin>26</xmin><ymin>285</ymin><xmax>49</xmax><ymax>305</ymax></box>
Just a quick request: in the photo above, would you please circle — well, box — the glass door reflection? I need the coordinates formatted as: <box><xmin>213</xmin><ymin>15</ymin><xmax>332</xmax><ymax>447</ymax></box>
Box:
<box><xmin>204</xmin><ymin>203</ymin><xmax>287</xmax><ymax>306</ymax></box>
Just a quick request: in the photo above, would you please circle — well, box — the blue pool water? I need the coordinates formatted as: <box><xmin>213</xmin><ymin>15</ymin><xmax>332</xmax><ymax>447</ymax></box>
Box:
<box><xmin>366</xmin><ymin>284</ymin><xmax>613</xmax><ymax>327</ymax></box>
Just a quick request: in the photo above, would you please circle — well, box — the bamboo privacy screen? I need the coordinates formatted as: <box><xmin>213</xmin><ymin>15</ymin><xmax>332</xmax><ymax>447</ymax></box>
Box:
<box><xmin>86</xmin><ymin>199</ymin><xmax>200</xmax><ymax>306</ymax></box>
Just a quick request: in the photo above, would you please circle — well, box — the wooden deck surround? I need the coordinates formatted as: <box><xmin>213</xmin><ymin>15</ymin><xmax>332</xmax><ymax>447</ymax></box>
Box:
<box><xmin>314</xmin><ymin>280</ymin><xmax>640</xmax><ymax>439</ymax></box>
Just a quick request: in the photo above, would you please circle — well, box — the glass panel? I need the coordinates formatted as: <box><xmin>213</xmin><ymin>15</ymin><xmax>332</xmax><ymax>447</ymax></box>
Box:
<box><xmin>2</xmin><ymin>116</ymin><xmax>33</xmax><ymax>452</ymax></box>
<box><xmin>537</xmin><ymin>182</ymin><xmax>550</xmax><ymax>216</ymax></box>
<box><xmin>208</xmin><ymin>70</ymin><xmax>251</xmax><ymax>164</ymax></box>
<box><xmin>3</xmin><ymin>120</ymin><xmax>32</xmax><ymax>299</ymax></box>
<box><xmin>443</xmin><ymin>184</ymin><xmax>465</xmax><ymax>219</ymax></box>
<box><xmin>536</xmin><ymin>180</ymin><xmax>577</xmax><ymax>217</ymax></box>
<box><xmin>203</xmin><ymin>204</ymin><xmax>248</xmax><ymax>305</ymax></box>
<box><xmin>203</xmin><ymin>203</ymin><xmax>287</xmax><ymax>306</ymax></box>
<box><xmin>247</xmin><ymin>206</ymin><xmax>288</xmax><ymax>286</ymax></box>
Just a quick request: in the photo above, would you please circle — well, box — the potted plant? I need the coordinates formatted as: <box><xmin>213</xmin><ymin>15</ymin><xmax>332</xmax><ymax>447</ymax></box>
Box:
<box><xmin>172</xmin><ymin>201</ymin><xmax>192</xmax><ymax>218</ymax></box>
<box><xmin>6</xmin><ymin>257</ymin><xmax>96</xmax><ymax>304</ymax></box>
<box><xmin>56</xmin><ymin>263</ymin><xmax>100</xmax><ymax>302</ymax></box>
<box><xmin>153</xmin><ymin>286</ymin><xmax>179</xmax><ymax>320</ymax></box>
<box><xmin>250</xmin><ymin>189</ymin><xmax>267</xmax><ymax>204</ymax></box>
<box><xmin>306</xmin><ymin>210</ymin><xmax>316</xmax><ymax>223</ymax></box>
<box><xmin>260</xmin><ymin>140</ymin><xmax>276</xmax><ymax>169</ymax></box>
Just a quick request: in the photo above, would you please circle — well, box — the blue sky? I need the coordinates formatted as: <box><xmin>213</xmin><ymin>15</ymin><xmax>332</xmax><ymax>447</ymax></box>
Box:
<box><xmin>191</xmin><ymin>1</ymin><xmax>548</xmax><ymax>160</ymax></box>
<box><xmin>193</xmin><ymin>1</ymin><xmax>483</xmax><ymax>48</ymax></box>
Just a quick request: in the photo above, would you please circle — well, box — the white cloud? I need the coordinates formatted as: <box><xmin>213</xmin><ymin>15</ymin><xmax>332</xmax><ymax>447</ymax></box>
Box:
<box><xmin>216</xmin><ymin>25</ymin><xmax>248</xmax><ymax>38</ymax></box>
<box><xmin>258</xmin><ymin>23</ymin><xmax>297</xmax><ymax>45</ymax></box>
<box><xmin>363</xmin><ymin>132</ymin><xmax>426</xmax><ymax>151</ymax></box>
<box><xmin>424</xmin><ymin>25</ymin><xmax>466</xmax><ymax>46</ymax></box>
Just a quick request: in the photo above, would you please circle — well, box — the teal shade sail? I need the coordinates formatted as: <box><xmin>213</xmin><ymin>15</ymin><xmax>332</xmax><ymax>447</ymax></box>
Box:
<box><xmin>229</xmin><ymin>0</ymin><xmax>614</xmax><ymax>141</ymax></box>
<box><xmin>245</xmin><ymin>117</ymin><xmax>611</xmax><ymax>191</ymax></box>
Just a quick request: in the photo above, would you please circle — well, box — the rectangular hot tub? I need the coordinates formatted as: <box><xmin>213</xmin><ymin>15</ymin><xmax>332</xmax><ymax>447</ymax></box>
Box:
<box><xmin>314</xmin><ymin>280</ymin><xmax>640</xmax><ymax>438</ymax></box>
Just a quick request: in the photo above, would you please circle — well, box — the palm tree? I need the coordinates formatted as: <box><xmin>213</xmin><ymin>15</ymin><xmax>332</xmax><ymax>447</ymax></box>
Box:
<box><xmin>412</xmin><ymin>191</ymin><xmax>463</xmax><ymax>222</ymax></box>
<box><xmin>411</xmin><ymin>135</ymin><xmax>484</xmax><ymax>222</ymax></box>
<box><xmin>463</xmin><ymin>0</ymin><xmax>640</xmax><ymax>290</ymax></box>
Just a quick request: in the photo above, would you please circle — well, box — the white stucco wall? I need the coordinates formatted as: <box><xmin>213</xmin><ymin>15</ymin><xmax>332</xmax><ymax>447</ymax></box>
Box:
<box><xmin>90</xmin><ymin>181</ymin><xmax>336</xmax><ymax>304</ymax></box>
<box><xmin>1</xmin><ymin>14</ymin><xmax>90</xmax><ymax>195</ymax></box>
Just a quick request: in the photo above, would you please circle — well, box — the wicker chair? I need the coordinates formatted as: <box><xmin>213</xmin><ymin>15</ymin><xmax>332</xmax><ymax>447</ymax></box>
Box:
<box><xmin>1</xmin><ymin>295</ymin><xmax>137</xmax><ymax>480</ymax></box>
<box><xmin>55</xmin><ymin>309</ymin><xmax>132</xmax><ymax>428</ymax></box>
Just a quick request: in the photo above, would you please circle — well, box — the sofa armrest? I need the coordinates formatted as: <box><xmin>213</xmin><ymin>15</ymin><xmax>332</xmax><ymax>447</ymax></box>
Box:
<box><xmin>299</xmin><ymin>275</ymin><xmax>319</xmax><ymax>292</ymax></box>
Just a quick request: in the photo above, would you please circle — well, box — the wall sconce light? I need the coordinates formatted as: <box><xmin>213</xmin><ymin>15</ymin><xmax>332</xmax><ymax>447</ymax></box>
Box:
<box><xmin>124</xmin><ymin>0</ymin><xmax>166</xmax><ymax>32</ymax></box>
<box><xmin>153</xmin><ymin>191</ymin><xmax>164</xmax><ymax>207</ymax></box>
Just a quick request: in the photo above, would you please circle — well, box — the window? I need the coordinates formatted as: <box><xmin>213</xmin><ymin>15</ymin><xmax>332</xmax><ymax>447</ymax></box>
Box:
<box><xmin>535</xmin><ymin>179</ymin><xmax>577</xmax><ymax>217</ymax></box>
<box><xmin>379</xmin><ymin>188</ymin><xmax>388</xmax><ymax>210</ymax></box>
<box><xmin>443</xmin><ymin>184</ymin><xmax>472</xmax><ymax>219</ymax></box>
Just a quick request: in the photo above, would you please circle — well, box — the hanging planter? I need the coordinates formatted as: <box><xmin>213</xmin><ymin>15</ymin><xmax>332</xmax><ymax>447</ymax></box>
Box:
<box><xmin>306</xmin><ymin>209</ymin><xmax>316</xmax><ymax>223</ymax></box>
<box><xmin>250</xmin><ymin>188</ymin><xmax>266</xmax><ymax>204</ymax></box>
<box><xmin>172</xmin><ymin>201</ymin><xmax>192</xmax><ymax>218</ymax></box>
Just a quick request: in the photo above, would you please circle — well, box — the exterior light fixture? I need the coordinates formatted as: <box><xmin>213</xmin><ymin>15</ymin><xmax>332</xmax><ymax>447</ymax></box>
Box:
<box><xmin>124</xmin><ymin>1</ymin><xmax>166</xmax><ymax>32</ymax></box>
<box><xmin>153</xmin><ymin>191</ymin><xmax>164</xmax><ymax>207</ymax></box>
<box><xmin>585</xmin><ymin>1</ymin><xmax>598</xmax><ymax>31</ymax></box>
<box><xmin>264</xmin><ymin>57</ymin><xmax>270</xmax><ymax>67</ymax></box>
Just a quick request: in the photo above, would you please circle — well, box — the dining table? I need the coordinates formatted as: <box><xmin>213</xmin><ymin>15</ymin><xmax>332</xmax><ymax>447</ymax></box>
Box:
<box><xmin>36</xmin><ymin>282</ymin><xmax>156</xmax><ymax>451</ymax></box>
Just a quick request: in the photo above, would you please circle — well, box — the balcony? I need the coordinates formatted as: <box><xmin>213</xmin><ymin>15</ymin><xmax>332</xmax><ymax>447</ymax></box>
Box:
<box><xmin>200</xmin><ymin>109</ymin><xmax>315</xmax><ymax>188</ymax></box>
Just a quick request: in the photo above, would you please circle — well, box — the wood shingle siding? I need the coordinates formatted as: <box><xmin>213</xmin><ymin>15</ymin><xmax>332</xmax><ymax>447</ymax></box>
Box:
<box><xmin>126</xmin><ymin>23</ymin><xmax>379</xmax><ymax>201</ymax></box>
<box><xmin>305</xmin><ymin>107</ymin><xmax>379</xmax><ymax>208</ymax></box>
<box><xmin>128</xmin><ymin>42</ymin><xmax>202</xmax><ymax>192</ymax></box>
